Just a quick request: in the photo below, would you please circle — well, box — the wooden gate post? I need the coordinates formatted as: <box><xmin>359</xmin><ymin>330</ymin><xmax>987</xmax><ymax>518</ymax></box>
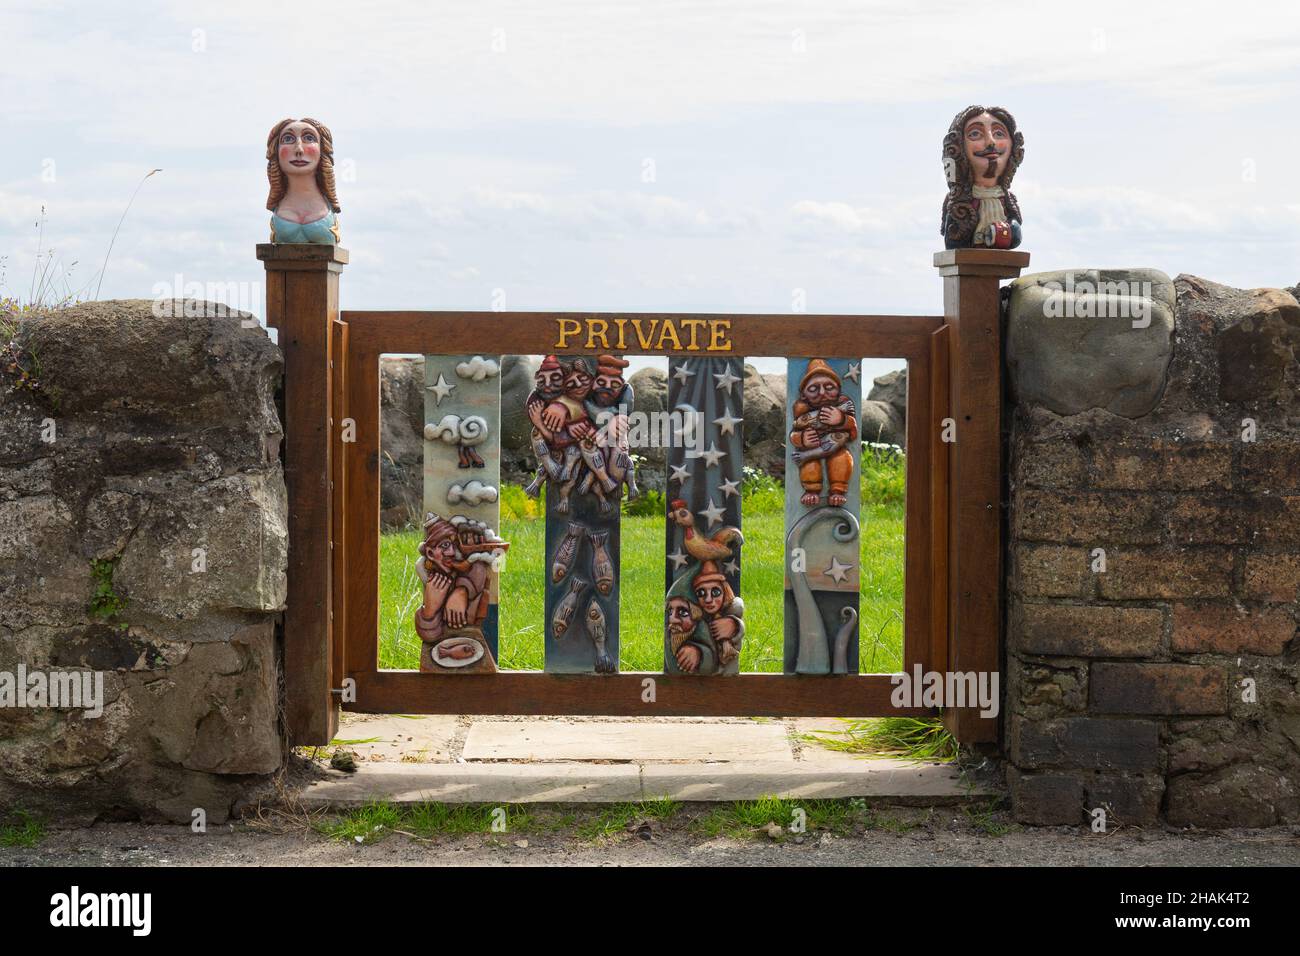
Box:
<box><xmin>258</xmin><ymin>243</ymin><xmax>349</xmax><ymax>746</ymax></box>
<box><xmin>933</xmin><ymin>248</ymin><xmax>1028</xmax><ymax>744</ymax></box>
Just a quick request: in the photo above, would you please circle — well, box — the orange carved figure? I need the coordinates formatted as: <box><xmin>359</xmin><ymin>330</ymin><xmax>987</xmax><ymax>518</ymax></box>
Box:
<box><xmin>790</xmin><ymin>359</ymin><xmax>858</xmax><ymax>507</ymax></box>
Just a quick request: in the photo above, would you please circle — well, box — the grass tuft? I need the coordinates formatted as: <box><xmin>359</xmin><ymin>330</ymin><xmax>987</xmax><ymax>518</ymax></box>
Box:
<box><xmin>803</xmin><ymin>716</ymin><xmax>958</xmax><ymax>762</ymax></box>
<box><xmin>0</xmin><ymin>809</ymin><xmax>46</xmax><ymax>848</ymax></box>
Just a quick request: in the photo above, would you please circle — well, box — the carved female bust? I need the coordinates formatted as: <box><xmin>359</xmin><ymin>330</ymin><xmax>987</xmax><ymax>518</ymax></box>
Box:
<box><xmin>941</xmin><ymin>105</ymin><xmax>1024</xmax><ymax>249</ymax></box>
<box><xmin>265</xmin><ymin>117</ymin><xmax>341</xmax><ymax>244</ymax></box>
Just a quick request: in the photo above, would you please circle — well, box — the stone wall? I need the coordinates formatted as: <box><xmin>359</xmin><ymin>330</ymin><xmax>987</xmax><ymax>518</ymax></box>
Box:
<box><xmin>1004</xmin><ymin>272</ymin><xmax>1300</xmax><ymax>827</ymax></box>
<box><xmin>0</xmin><ymin>300</ymin><xmax>287</xmax><ymax>823</ymax></box>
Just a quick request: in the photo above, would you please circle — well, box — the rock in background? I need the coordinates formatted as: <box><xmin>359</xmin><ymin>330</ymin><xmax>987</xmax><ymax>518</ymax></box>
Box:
<box><xmin>0</xmin><ymin>300</ymin><xmax>286</xmax><ymax>823</ymax></box>
<box><xmin>864</xmin><ymin>368</ymin><xmax>907</xmax><ymax>448</ymax></box>
<box><xmin>378</xmin><ymin>356</ymin><xmax>424</xmax><ymax>528</ymax></box>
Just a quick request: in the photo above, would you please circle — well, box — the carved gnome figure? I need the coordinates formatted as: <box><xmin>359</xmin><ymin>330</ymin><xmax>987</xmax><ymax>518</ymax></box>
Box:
<box><xmin>940</xmin><ymin>105</ymin><xmax>1024</xmax><ymax>249</ymax></box>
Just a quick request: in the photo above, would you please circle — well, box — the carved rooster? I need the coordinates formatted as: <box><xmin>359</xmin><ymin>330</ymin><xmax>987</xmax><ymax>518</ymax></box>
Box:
<box><xmin>669</xmin><ymin>498</ymin><xmax>744</xmax><ymax>561</ymax></box>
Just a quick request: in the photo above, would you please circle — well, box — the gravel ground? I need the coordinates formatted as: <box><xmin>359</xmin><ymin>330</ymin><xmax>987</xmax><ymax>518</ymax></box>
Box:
<box><xmin>4</xmin><ymin>815</ymin><xmax>1298</xmax><ymax>867</ymax></box>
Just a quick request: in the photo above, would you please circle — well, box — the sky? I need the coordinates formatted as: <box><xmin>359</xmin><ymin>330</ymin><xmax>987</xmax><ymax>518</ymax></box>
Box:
<box><xmin>3</xmin><ymin>0</ymin><xmax>1299</xmax><ymax>381</ymax></box>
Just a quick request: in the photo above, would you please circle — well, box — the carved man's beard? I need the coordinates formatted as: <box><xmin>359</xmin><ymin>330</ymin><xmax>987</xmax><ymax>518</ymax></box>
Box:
<box><xmin>593</xmin><ymin>384</ymin><xmax>623</xmax><ymax>406</ymax></box>
<box><xmin>974</xmin><ymin>145</ymin><xmax>1005</xmax><ymax>180</ymax></box>
<box><xmin>535</xmin><ymin>373</ymin><xmax>564</xmax><ymax>400</ymax></box>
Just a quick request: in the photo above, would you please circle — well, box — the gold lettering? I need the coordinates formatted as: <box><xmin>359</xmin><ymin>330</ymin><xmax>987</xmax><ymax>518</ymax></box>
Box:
<box><xmin>632</xmin><ymin>319</ymin><xmax>659</xmax><ymax>350</ymax></box>
<box><xmin>613</xmin><ymin>318</ymin><xmax>627</xmax><ymax>350</ymax></box>
<box><xmin>707</xmin><ymin>319</ymin><xmax>733</xmax><ymax>352</ymax></box>
<box><xmin>585</xmin><ymin>318</ymin><xmax>610</xmax><ymax>350</ymax></box>
<box><xmin>655</xmin><ymin>319</ymin><xmax>683</xmax><ymax>351</ymax></box>
<box><xmin>556</xmin><ymin>318</ymin><xmax>582</xmax><ymax>349</ymax></box>
<box><xmin>680</xmin><ymin>318</ymin><xmax>706</xmax><ymax>351</ymax></box>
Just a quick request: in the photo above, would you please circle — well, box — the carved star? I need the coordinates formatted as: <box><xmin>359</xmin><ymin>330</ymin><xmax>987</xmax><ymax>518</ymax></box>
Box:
<box><xmin>713</xmin><ymin>367</ymin><xmax>741</xmax><ymax>392</ymax></box>
<box><xmin>426</xmin><ymin>373</ymin><xmax>456</xmax><ymax>405</ymax></box>
<box><xmin>845</xmin><ymin>361</ymin><xmax>861</xmax><ymax>384</ymax></box>
<box><xmin>699</xmin><ymin>498</ymin><xmax>725</xmax><ymax>528</ymax></box>
<box><xmin>723</xmin><ymin>559</ymin><xmax>740</xmax><ymax>576</ymax></box>
<box><xmin>719</xmin><ymin>477</ymin><xmax>740</xmax><ymax>499</ymax></box>
<box><xmin>700</xmin><ymin>442</ymin><xmax>727</xmax><ymax>468</ymax></box>
<box><xmin>668</xmin><ymin>549</ymin><xmax>688</xmax><ymax>570</ymax></box>
<box><xmin>713</xmin><ymin>407</ymin><xmax>742</xmax><ymax>436</ymax></box>
<box><xmin>669</xmin><ymin>463</ymin><xmax>690</xmax><ymax>485</ymax></box>
<box><xmin>824</xmin><ymin>556</ymin><xmax>853</xmax><ymax>584</ymax></box>
<box><xmin>672</xmin><ymin>364</ymin><xmax>696</xmax><ymax>385</ymax></box>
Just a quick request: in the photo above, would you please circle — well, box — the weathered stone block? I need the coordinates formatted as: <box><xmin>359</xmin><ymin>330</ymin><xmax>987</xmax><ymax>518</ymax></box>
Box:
<box><xmin>1165</xmin><ymin>718</ymin><xmax>1281</xmax><ymax>774</ymax></box>
<box><xmin>1015</xmin><ymin>602</ymin><xmax>1163</xmax><ymax>658</ymax></box>
<box><xmin>1166</xmin><ymin>763</ymin><xmax>1300</xmax><ymax>828</ymax></box>
<box><xmin>1006</xmin><ymin>269</ymin><xmax>1175</xmax><ymax>418</ymax></box>
<box><xmin>1007</xmin><ymin>656</ymin><xmax>1088</xmax><ymax>719</ymax></box>
<box><xmin>1242</xmin><ymin>553</ymin><xmax>1299</xmax><ymax>602</ymax></box>
<box><xmin>114</xmin><ymin>472</ymin><xmax>288</xmax><ymax>632</ymax></box>
<box><xmin>1013</xmin><ymin>491</ymin><xmax>1163</xmax><ymax>545</ymax></box>
<box><xmin>1090</xmin><ymin>662</ymin><xmax>1228</xmax><ymax>715</ymax></box>
<box><xmin>1008</xmin><ymin>768</ymin><xmax>1085</xmax><ymax>826</ymax></box>
<box><xmin>1215</xmin><ymin>288</ymin><xmax>1300</xmax><ymax>405</ymax></box>
<box><xmin>1097</xmin><ymin>547</ymin><xmax>1233</xmax><ymax>600</ymax></box>
<box><xmin>1172</xmin><ymin>604</ymin><xmax>1294</xmax><ymax>655</ymax></box>
<box><xmin>1165</xmin><ymin>496</ymin><xmax>1254</xmax><ymax>546</ymax></box>
<box><xmin>1090</xmin><ymin>441</ymin><xmax>1232</xmax><ymax>492</ymax></box>
<box><xmin>1253</xmin><ymin>496</ymin><xmax>1300</xmax><ymax>548</ymax></box>
<box><xmin>1086</xmin><ymin>775</ymin><xmax>1164</xmax><ymax>827</ymax></box>
<box><xmin>1009</xmin><ymin>715</ymin><xmax>1160</xmax><ymax>772</ymax></box>
<box><xmin>1241</xmin><ymin>442</ymin><xmax>1300</xmax><ymax>494</ymax></box>
<box><xmin>1012</xmin><ymin>544</ymin><xmax>1092</xmax><ymax>598</ymax></box>
<box><xmin>1012</xmin><ymin>438</ymin><xmax>1090</xmax><ymax>490</ymax></box>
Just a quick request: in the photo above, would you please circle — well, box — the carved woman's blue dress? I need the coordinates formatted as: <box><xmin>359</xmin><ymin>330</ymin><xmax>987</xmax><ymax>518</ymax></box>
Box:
<box><xmin>270</xmin><ymin>210</ymin><xmax>339</xmax><ymax>244</ymax></box>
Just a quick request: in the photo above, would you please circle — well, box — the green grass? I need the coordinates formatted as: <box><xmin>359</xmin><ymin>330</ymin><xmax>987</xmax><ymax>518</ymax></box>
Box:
<box><xmin>381</xmin><ymin>447</ymin><xmax>905</xmax><ymax>672</ymax></box>
<box><xmin>310</xmin><ymin>797</ymin><xmax>963</xmax><ymax>844</ymax></box>
<box><xmin>802</xmin><ymin>716</ymin><xmax>959</xmax><ymax>762</ymax></box>
<box><xmin>0</xmin><ymin>809</ymin><xmax>46</xmax><ymax>848</ymax></box>
<box><xmin>313</xmin><ymin>801</ymin><xmax>540</xmax><ymax>843</ymax></box>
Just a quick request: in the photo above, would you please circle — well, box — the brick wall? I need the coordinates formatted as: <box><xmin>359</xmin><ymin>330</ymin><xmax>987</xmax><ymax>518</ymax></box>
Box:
<box><xmin>1003</xmin><ymin>274</ymin><xmax>1300</xmax><ymax>827</ymax></box>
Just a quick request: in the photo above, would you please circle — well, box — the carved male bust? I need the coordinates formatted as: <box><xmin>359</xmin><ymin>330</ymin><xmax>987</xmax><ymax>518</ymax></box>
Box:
<box><xmin>941</xmin><ymin>105</ymin><xmax>1024</xmax><ymax>249</ymax></box>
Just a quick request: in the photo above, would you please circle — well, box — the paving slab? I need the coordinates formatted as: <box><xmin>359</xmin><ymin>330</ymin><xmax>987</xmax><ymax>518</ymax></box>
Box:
<box><xmin>299</xmin><ymin>762</ymin><xmax>643</xmax><ymax>806</ymax></box>
<box><xmin>330</xmin><ymin>714</ymin><xmax>460</xmax><ymax>763</ymax></box>
<box><xmin>639</xmin><ymin>761</ymin><xmax>977</xmax><ymax>801</ymax></box>
<box><xmin>461</xmin><ymin>718</ymin><xmax>794</xmax><ymax>762</ymax></box>
<box><xmin>298</xmin><ymin>759</ymin><xmax>985</xmax><ymax>806</ymax></box>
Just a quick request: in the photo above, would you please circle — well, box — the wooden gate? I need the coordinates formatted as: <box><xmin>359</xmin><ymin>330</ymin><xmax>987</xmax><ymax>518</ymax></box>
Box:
<box><xmin>258</xmin><ymin>244</ymin><xmax>1029</xmax><ymax>748</ymax></box>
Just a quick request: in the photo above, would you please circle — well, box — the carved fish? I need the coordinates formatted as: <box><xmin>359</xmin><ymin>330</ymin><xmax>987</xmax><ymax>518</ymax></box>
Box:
<box><xmin>589</xmin><ymin>531</ymin><xmax>613</xmax><ymax>594</ymax></box>
<box><xmin>552</xmin><ymin>577</ymin><xmax>587</xmax><ymax>638</ymax></box>
<box><xmin>579</xmin><ymin>439</ymin><xmax>619</xmax><ymax>492</ymax></box>
<box><xmin>532</xmin><ymin>432</ymin><xmax>563</xmax><ymax>480</ymax></box>
<box><xmin>586</xmin><ymin>598</ymin><xmax>614</xmax><ymax>673</ymax></box>
<box><xmin>552</xmin><ymin>522</ymin><xmax>585</xmax><ymax>584</ymax></box>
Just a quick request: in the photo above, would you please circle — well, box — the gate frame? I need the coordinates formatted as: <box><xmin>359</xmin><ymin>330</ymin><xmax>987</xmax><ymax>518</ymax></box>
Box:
<box><xmin>259</xmin><ymin>244</ymin><xmax>1027</xmax><ymax>746</ymax></box>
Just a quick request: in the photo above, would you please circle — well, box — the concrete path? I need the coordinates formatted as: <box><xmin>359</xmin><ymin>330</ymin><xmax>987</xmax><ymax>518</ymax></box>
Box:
<box><xmin>299</xmin><ymin>714</ymin><xmax>986</xmax><ymax>806</ymax></box>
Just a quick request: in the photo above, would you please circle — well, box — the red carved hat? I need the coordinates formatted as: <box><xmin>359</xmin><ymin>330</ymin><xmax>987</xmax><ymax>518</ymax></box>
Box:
<box><xmin>596</xmin><ymin>354</ymin><xmax>629</xmax><ymax>377</ymax></box>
